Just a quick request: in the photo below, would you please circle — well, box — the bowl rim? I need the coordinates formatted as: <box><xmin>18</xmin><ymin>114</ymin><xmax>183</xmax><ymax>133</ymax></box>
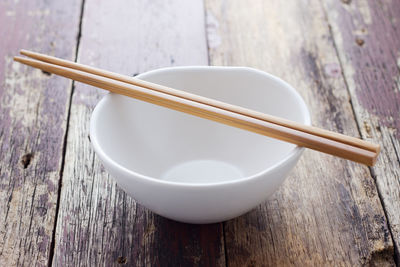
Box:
<box><xmin>90</xmin><ymin>66</ymin><xmax>311</xmax><ymax>188</ymax></box>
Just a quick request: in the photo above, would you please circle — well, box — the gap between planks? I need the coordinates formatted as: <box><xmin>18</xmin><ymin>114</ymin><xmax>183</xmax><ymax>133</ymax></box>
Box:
<box><xmin>47</xmin><ymin>0</ymin><xmax>87</xmax><ymax>266</ymax></box>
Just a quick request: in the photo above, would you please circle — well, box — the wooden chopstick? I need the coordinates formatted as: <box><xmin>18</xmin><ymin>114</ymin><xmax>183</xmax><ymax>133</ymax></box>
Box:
<box><xmin>20</xmin><ymin>50</ymin><xmax>380</xmax><ymax>154</ymax></box>
<box><xmin>13</xmin><ymin>53</ymin><xmax>380</xmax><ymax>166</ymax></box>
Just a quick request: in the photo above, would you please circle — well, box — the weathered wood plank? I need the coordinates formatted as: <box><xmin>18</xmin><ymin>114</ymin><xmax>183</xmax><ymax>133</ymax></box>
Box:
<box><xmin>205</xmin><ymin>0</ymin><xmax>394</xmax><ymax>265</ymax></box>
<box><xmin>0</xmin><ymin>1</ymin><xmax>82</xmax><ymax>266</ymax></box>
<box><xmin>52</xmin><ymin>0</ymin><xmax>225</xmax><ymax>266</ymax></box>
<box><xmin>322</xmin><ymin>0</ymin><xmax>400</xmax><ymax>262</ymax></box>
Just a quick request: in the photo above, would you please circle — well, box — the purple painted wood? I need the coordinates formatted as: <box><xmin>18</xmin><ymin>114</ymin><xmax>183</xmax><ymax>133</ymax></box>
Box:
<box><xmin>327</xmin><ymin>0</ymin><xmax>400</xmax><ymax>134</ymax></box>
<box><xmin>322</xmin><ymin>0</ymin><xmax>400</xmax><ymax>262</ymax></box>
<box><xmin>0</xmin><ymin>0</ymin><xmax>82</xmax><ymax>266</ymax></box>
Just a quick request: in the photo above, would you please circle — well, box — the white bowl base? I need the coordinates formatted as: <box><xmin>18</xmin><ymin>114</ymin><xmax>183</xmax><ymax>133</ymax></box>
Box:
<box><xmin>161</xmin><ymin>159</ymin><xmax>244</xmax><ymax>184</ymax></box>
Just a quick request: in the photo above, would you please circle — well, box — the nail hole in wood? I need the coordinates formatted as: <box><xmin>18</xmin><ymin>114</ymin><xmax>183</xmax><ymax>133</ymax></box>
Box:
<box><xmin>88</xmin><ymin>135</ymin><xmax>91</xmax><ymax>143</ymax></box>
<box><xmin>42</xmin><ymin>70</ymin><xmax>51</xmax><ymax>76</ymax></box>
<box><xmin>364</xmin><ymin>121</ymin><xmax>372</xmax><ymax>135</ymax></box>
<box><xmin>132</xmin><ymin>73</ymin><xmax>139</xmax><ymax>77</ymax></box>
<box><xmin>117</xmin><ymin>256</ymin><xmax>127</xmax><ymax>264</ymax></box>
<box><xmin>356</xmin><ymin>38</ymin><xmax>365</xmax><ymax>46</ymax></box>
<box><xmin>21</xmin><ymin>153</ymin><xmax>33</xmax><ymax>168</ymax></box>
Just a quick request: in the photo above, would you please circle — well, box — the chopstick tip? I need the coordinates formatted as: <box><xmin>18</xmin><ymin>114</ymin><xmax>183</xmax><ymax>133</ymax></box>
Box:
<box><xmin>13</xmin><ymin>56</ymin><xmax>31</xmax><ymax>65</ymax></box>
<box><xmin>20</xmin><ymin>49</ymin><xmax>29</xmax><ymax>56</ymax></box>
<box><xmin>13</xmin><ymin>56</ymin><xmax>22</xmax><ymax>62</ymax></box>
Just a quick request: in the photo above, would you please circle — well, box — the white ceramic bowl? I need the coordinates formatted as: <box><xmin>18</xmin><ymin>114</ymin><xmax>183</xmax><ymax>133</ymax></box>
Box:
<box><xmin>90</xmin><ymin>67</ymin><xmax>310</xmax><ymax>224</ymax></box>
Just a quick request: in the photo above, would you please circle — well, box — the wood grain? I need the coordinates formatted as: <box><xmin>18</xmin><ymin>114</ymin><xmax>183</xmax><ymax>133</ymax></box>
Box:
<box><xmin>0</xmin><ymin>0</ymin><xmax>82</xmax><ymax>266</ymax></box>
<box><xmin>51</xmin><ymin>0</ymin><xmax>225</xmax><ymax>266</ymax></box>
<box><xmin>322</xmin><ymin>0</ymin><xmax>400</xmax><ymax>262</ymax></box>
<box><xmin>205</xmin><ymin>0</ymin><xmax>395</xmax><ymax>265</ymax></box>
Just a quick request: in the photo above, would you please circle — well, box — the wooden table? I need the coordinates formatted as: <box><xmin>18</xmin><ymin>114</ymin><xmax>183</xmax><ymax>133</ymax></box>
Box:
<box><xmin>1</xmin><ymin>0</ymin><xmax>399</xmax><ymax>266</ymax></box>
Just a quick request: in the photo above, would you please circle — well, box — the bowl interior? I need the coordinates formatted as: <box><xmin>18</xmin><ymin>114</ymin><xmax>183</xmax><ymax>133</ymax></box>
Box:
<box><xmin>92</xmin><ymin>67</ymin><xmax>309</xmax><ymax>184</ymax></box>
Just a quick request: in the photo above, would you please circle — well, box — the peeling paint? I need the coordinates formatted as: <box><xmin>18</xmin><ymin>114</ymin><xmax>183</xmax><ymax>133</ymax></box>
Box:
<box><xmin>27</xmin><ymin>8</ymin><xmax>50</xmax><ymax>17</ymax></box>
<box><xmin>353</xmin><ymin>28</ymin><xmax>368</xmax><ymax>36</ymax></box>
<box><xmin>3</xmin><ymin>57</ymin><xmax>48</xmax><ymax>129</ymax></box>
<box><xmin>206</xmin><ymin>11</ymin><xmax>221</xmax><ymax>49</ymax></box>
<box><xmin>324</xmin><ymin>63</ymin><xmax>342</xmax><ymax>78</ymax></box>
<box><xmin>358</xmin><ymin>1</ymin><xmax>372</xmax><ymax>25</ymax></box>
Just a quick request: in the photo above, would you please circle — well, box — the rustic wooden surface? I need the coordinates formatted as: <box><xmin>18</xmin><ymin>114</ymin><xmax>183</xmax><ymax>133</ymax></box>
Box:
<box><xmin>205</xmin><ymin>0</ymin><xmax>395</xmax><ymax>265</ymax></box>
<box><xmin>51</xmin><ymin>0</ymin><xmax>225</xmax><ymax>266</ymax></box>
<box><xmin>322</xmin><ymin>0</ymin><xmax>400</xmax><ymax>262</ymax></box>
<box><xmin>0</xmin><ymin>0</ymin><xmax>399</xmax><ymax>266</ymax></box>
<box><xmin>0</xmin><ymin>0</ymin><xmax>82</xmax><ymax>266</ymax></box>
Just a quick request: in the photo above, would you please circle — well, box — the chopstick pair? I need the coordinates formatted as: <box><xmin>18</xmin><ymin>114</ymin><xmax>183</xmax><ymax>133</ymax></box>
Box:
<box><xmin>14</xmin><ymin>50</ymin><xmax>380</xmax><ymax>166</ymax></box>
